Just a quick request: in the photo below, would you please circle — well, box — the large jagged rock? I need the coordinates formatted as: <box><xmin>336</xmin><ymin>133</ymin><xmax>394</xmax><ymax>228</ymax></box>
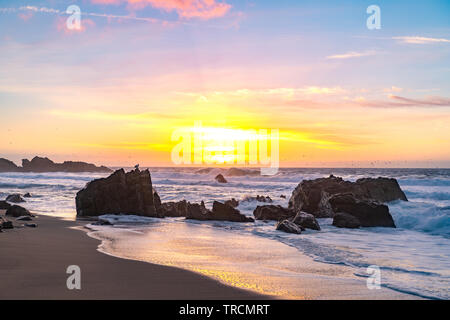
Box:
<box><xmin>6</xmin><ymin>194</ymin><xmax>25</xmax><ymax>203</ymax></box>
<box><xmin>5</xmin><ymin>205</ymin><xmax>32</xmax><ymax>218</ymax></box>
<box><xmin>276</xmin><ymin>220</ymin><xmax>302</xmax><ymax>234</ymax></box>
<box><xmin>21</xmin><ymin>156</ymin><xmax>112</xmax><ymax>173</ymax></box>
<box><xmin>0</xmin><ymin>201</ymin><xmax>11</xmax><ymax>210</ymax></box>
<box><xmin>76</xmin><ymin>169</ymin><xmax>162</xmax><ymax>217</ymax></box>
<box><xmin>253</xmin><ymin>205</ymin><xmax>296</xmax><ymax>221</ymax></box>
<box><xmin>288</xmin><ymin>175</ymin><xmax>407</xmax><ymax>217</ymax></box>
<box><xmin>0</xmin><ymin>158</ymin><xmax>19</xmax><ymax>172</ymax></box>
<box><xmin>354</xmin><ymin>177</ymin><xmax>408</xmax><ymax>203</ymax></box>
<box><xmin>329</xmin><ymin>193</ymin><xmax>396</xmax><ymax>228</ymax></box>
<box><xmin>290</xmin><ymin>212</ymin><xmax>321</xmax><ymax>231</ymax></box>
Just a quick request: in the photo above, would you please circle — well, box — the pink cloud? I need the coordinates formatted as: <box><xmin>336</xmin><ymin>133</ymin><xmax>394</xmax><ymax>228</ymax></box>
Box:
<box><xmin>90</xmin><ymin>0</ymin><xmax>232</xmax><ymax>19</ymax></box>
<box><xmin>56</xmin><ymin>17</ymin><xmax>96</xmax><ymax>34</ymax></box>
<box><xmin>18</xmin><ymin>11</ymin><xmax>34</xmax><ymax>21</ymax></box>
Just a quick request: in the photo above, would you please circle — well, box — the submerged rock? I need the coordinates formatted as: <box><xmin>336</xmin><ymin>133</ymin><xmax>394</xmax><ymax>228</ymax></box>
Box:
<box><xmin>76</xmin><ymin>168</ymin><xmax>162</xmax><ymax>218</ymax></box>
<box><xmin>332</xmin><ymin>212</ymin><xmax>361</xmax><ymax>229</ymax></box>
<box><xmin>253</xmin><ymin>205</ymin><xmax>296</xmax><ymax>221</ymax></box>
<box><xmin>23</xmin><ymin>193</ymin><xmax>32</xmax><ymax>198</ymax></box>
<box><xmin>215</xmin><ymin>174</ymin><xmax>227</xmax><ymax>183</ymax></box>
<box><xmin>6</xmin><ymin>194</ymin><xmax>25</xmax><ymax>203</ymax></box>
<box><xmin>329</xmin><ymin>193</ymin><xmax>395</xmax><ymax>228</ymax></box>
<box><xmin>6</xmin><ymin>205</ymin><xmax>32</xmax><ymax>218</ymax></box>
<box><xmin>276</xmin><ymin>220</ymin><xmax>302</xmax><ymax>234</ymax></box>
<box><xmin>290</xmin><ymin>212</ymin><xmax>321</xmax><ymax>231</ymax></box>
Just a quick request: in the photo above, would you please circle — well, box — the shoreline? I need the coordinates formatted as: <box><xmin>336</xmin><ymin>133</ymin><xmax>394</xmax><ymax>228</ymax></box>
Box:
<box><xmin>0</xmin><ymin>212</ymin><xmax>266</xmax><ymax>300</ymax></box>
<box><xmin>86</xmin><ymin>217</ymin><xmax>425</xmax><ymax>300</ymax></box>
<box><xmin>0</xmin><ymin>211</ymin><xmax>424</xmax><ymax>300</ymax></box>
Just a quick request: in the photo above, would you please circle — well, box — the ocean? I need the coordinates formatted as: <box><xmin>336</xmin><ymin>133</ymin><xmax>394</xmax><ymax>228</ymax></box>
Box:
<box><xmin>1</xmin><ymin>168</ymin><xmax>449</xmax><ymax>299</ymax></box>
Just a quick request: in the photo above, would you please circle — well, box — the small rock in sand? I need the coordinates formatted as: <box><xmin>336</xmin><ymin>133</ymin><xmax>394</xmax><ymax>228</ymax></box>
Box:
<box><xmin>6</xmin><ymin>205</ymin><xmax>32</xmax><ymax>218</ymax></box>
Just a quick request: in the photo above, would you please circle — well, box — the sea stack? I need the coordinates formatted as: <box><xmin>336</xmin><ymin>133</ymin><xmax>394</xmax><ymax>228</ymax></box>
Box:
<box><xmin>75</xmin><ymin>168</ymin><xmax>162</xmax><ymax>218</ymax></box>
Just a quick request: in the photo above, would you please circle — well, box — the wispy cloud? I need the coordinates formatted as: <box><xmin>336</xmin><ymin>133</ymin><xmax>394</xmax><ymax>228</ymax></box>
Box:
<box><xmin>393</xmin><ymin>36</ymin><xmax>450</xmax><ymax>44</ymax></box>
<box><xmin>356</xmin><ymin>95</ymin><xmax>450</xmax><ymax>108</ymax></box>
<box><xmin>91</xmin><ymin>0</ymin><xmax>232</xmax><ymax>19</ymax></box>
<box><xmin>0</xmin><ymin>5</ymin><xmax>175</xmax><ymax>26</ymax></box>
<box><xmin>326</xmin><ymin>50</ymin><xmax>378</xmax><ymax>60</ymax></box>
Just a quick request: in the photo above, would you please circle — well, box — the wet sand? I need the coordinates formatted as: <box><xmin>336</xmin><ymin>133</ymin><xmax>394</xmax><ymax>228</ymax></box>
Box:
<box><xmin>0</xmin><ymin>211</ymin><xmax>266</xmax><ymax>300</ymax></box>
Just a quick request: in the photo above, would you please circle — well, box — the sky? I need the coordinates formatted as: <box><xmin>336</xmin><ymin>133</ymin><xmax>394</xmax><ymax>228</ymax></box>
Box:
<box><xmin>0</xmin><ymin>0</ymin><xmax>449</xmax><ymax>167</ymax></box>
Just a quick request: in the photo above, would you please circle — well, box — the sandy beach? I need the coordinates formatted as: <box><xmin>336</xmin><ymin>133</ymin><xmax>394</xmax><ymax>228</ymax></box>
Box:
<box><xmin>0</xmin><ymin>210</ymin><xmax>422</xmax><ymax>300</ymax></box>
<box><xmin>0</xmin><ymin>211</ymin><xmax>265</xmax><ymax>300</ymax></box>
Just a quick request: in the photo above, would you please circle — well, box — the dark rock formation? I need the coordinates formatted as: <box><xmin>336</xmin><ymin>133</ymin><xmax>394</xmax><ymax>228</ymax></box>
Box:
<box><xmin>0</xmin><ymin>201</ymin><xmax>11</xmax><ymax>210</ymax></box>
<box><xmin>76</xmin><ymin>169</ymin><xmax>162</xmax><ymax>217</ymax></box>
<box><xmin>5</xmin><ymin>205</ymin><xmax>32</xmax><ymax>218</ymax></box>
<box><xmin>0</xmin><ymin>156</ymin><xmax>112</xmax><ymax>173</ymax></box>
<box><xmin>23</xmin><ymin>193</ymin><xmax>32</xmax><ymax>198</ymax></box>
<box><xmin>22</xmin><ymin>156</ymin><xmax>112</xmax><ymax>173</ymax></box>
<box><xmin>185</xmin><ymin>201</ymin><xmax>213</xmax><ymax>220</ymax></box>
<box><xmin>332</xmin><ymin>212</ymin><xmax>361</xmax><ymax>229</ymax></box>
<box><xmin>253</xmin><ymin>205</ymin><xmax>296</xmax><ymax>221</ymax></box>
<box><xmin>256</xmin><ymin>195</ymin><xmax>272</xmax><ymax>203</ymax></box>
<box><xmin>280</xmin><ymin>195</ymin><xmax>286</xmax><ymax>199</ymax></box>
<box><xmin>243</xmin><ymin>195</ymin><xmax>273</xmax><ymax>203</ymax></box>
<box><xmin>152</xmin><ymin>188</ymin><xmax>162</xmax><ymax>214</ymax></box>
<box><xmin>329</xmin><ymin>193</ymin><xmax>395</xmax><ymax>228</ymax></box>
<box><xmin>276</xmin><ymin>220</ymin><xmax>302</xmax><ymax>234</ymax></box>
<box><xmin>290</xmin><ymin>212</ymin><xmax>321</xmax><ymax>231</ymax></box>
<box><xmin>159</xmin><ymin>200</ymin><xmax>189</xmax><ymax>217</ymax></box>
<box><xmin>183</xmin><ymin>201</ymin><xmax>253</xmax><ymax>222</ymax></box>
<box><xmin>211</xmin><ymin>201</ymin><xmax>254</xmax><ymax>222</ymax></box>
<box><xmin>25</xmin><ymin>223</ymin><xmax>37</xmax><ymax>228</ymax></box>
<box><xmin>224</xmin><ymin>198</ymin><xmax>239</xmax><ymax>208</ymax></box>
<box><xmin>215</xmin><ymin>174</ymin><xmax>227</xmax><ymax>183</ymax></box>
<box><xmin>2</xmin><ymin>220</ymin><xmax>13</xmax><ymax>229</ymax></box>
<box><xmin>288</xmin><ymin>175</ymin><xmax>407</xmax><ymax>218</ymax></box>
<box><xmin>0</xmin><ymin>158</ymin><xmax>19</xmax><ymax>172</ymax></box>
<box><xmin>6</xmin><ymin>194</ymin><xmax>25</xmax><ymax>203</ymax></box>
<box><xmin>354</xmin><ymin>177</ymin><xmax>408</xmax><ymax>203</ymax></box>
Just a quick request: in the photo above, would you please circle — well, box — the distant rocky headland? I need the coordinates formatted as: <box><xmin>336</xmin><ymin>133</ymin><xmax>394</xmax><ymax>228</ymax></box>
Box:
<box><xmin>0</xmin><ymin>156</ymin><xmax>112</xmax><ymax>173</ymax></box>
